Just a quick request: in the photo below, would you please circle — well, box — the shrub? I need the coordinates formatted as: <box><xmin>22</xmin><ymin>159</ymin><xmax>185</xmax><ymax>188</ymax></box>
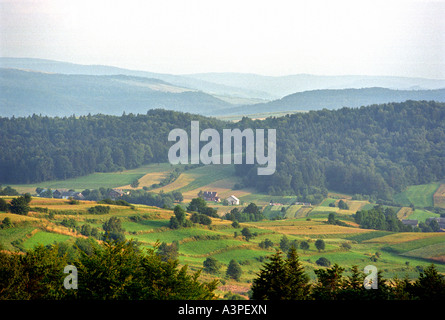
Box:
<box><xmin>316</xmin><ymin>257</ymin><xmax>331</xmax><ymax>267</ymax></box>
<box><xmin>88</xmin><ymin>205</ymin><xmax>110</xmax><ymax>215</ymax></box>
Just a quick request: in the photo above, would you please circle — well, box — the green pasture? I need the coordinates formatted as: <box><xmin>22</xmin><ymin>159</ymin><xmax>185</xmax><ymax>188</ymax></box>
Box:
<box><xmin>407</xmin><ymin>209</ymin><xmax>439</xmax><ymax>222</ymax></box>
<box><xmin>393</xmin><ymin>182</ymin><xmax>440</xmax><ymax>207</ymax></box>
<box><xmin>179</xmin><ymin>239</ymin><xmax>247</xmax><ymax>256</ymax></box>
<box><xmin>0</xmin><ymin>225</ymin><xmax>36</xmax><ymax>251</ymax></box>
<box><xmin>127</xmin><ymin>227</ymin><xmax>222</xmax><ymax>244</ymax></box>
<box><xmin>10</xmin><ymin>163</ymin><xmax>175</xmax><ymax>193</ymax></box>
<box><xmin>122</xmin><ymin>219</ymin><xmax>170</xmax><ymax>233</ymax></box>
<box><xmin>21</xmin><ymin>230</ymin><xmax>71</xmax><ymax>250</ymax></box>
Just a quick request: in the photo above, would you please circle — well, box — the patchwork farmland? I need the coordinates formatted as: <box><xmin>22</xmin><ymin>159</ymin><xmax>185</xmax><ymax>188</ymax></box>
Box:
<box><xmin>3</xmin><ymin>164</ymin><xmax>445</xmax><ymax>299</ymax></box>
<box><xmin>1</xmin><ymin>191</ymin><xmax>445</xmax><ymax>298</ymax></box>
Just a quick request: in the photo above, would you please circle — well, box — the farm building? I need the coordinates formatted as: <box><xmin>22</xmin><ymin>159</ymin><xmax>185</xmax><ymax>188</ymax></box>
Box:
<box><xmin>295</xmin><ymin>202</ymin><xmax>312</xmax><ymax>206</ymax></box>
<box><xmin>108</xmin><ymin>189</ymin><xmax>127</xmax><ymax>200</ymax></box>
<box><xmin>202</xmin><ymin>191</ymin><xmax>220</xmax><ymax>202</ymax></box>
<box><xmin>402</xmin><ymin>219</ymin><xmax>418</xmax><ymax>228</ymax></box>
<box><xmin>61</xmin><ymin>190</ymin><xmax>85</xmax><ymax>200</ymax></box>
<box><xmin>52</xmin><ymin>189</ymin><xmax>68</xmax><ymax>198</ymax></box>
<box><xmin>226</xmin><ymin>195</ymin><xmax>240</xmax><ymax>205</ymax></box>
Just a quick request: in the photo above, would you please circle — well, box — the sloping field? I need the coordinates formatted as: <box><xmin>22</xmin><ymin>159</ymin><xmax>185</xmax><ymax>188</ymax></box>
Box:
<box><xmin>344</xmin><ymin>200</ymin><xmax>370</xmax><ymax>212</ymax></box>
<box><xmin>151</xmin><ymin>165</ymin><xmax>236</xmax><ymax>196</ymax></box>
<box><xmin>408</xmin><ymin>209</ymin><xmax>439</xmax><ymax>222</ymax></box>
<box><xmin>393</xmin><ymin>182</ymin><xmax>440</xmax><ymax>207</ymax></box>
<box><xmin>10</xmin><ymin>163</ymin><xmax>175</xmax><ymax>193</ymax></box>
<box><xmin>284</xmin><ymin>205</ymin><xmax>302</xmax><ymax>218</ymax></box>
<box><xmin>433</xmin><ymin>183</ymin><xmax>445</xmax><ymax>208</ymax></box>
<box><xmin>0</xmin><ymin>212</ymin><xmax>41</xmax><ymax>223</ymax></box>
<box><xmin>402</xmin><ymin>242</ymin><xmax>445</xmax><ymax>261</ymax></box>
<box><xmin>151</xmin><ymin>173</ymin><xmax>195</xmax><ymax>193</ymax></box>
<box><xmin>179</xmin><ymin>239</ymin><xmax>248</xmax><ymax>257</ymax></box>
<box><xmin>118</xmin><ymin>171</ymin><xmax>169</xmax><ymax>190</ymax></box>
<box><xmin>364</xmin><ymin>232</ymin><xmax>445</xmax><ymax>245</ymax></box>
<box><xmin>376</xmin><ymin>233</ymin><xmax>445</xmax><ymax>262</ymax></box>
<box><xmin>129</xmin><ymin>227</ymin><xmax>222</xmax><ymax>245</ymax></box>
<box><xmin>295</xmin><ymin>206</ymin><xmax>313</xmax><ymax>218</ymax></box>
<box><xmin>254</xmin><ymin>220</ymin><xmax>372</xmax><ymax>236</ymax></box>
<box><xmin>182</xmin><ymin>178</ymin><xmax>252</xmax><ymax>202</ymax></box>
<box><xmin>21</xmin><ymin>230</ymin><xmax>71</xmax><ymax>250</ymax></box>
<box><xmin>397</xmin><ymin>207</ymin><xmax>413</xmax><ymax>220</ymax></box>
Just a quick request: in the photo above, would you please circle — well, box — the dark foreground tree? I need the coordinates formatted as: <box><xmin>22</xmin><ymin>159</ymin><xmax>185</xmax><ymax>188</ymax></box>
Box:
<box><xmin>0</xmin><ymin>240</ymin><xmax>218</xmax><ymax>300</ymax></box>
<box><xmin>251</xmin><ymin>248</ymin><xmax>310</xmax><ymax>300</ymax></box>
<box><xmin>413</xmin><ymin>264</ymin><xmax>445</xmax><ymax>300</ymax></box>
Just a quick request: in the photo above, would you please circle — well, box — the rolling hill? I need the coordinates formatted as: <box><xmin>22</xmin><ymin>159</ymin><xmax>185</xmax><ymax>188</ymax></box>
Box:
<box><xmin>2</xmin><ymin>58</ymin><xmax>445</xmax><ymax>118</ymax></box>
<box><xmin>185</xmin><ymin>72</ymin><xmax>445</xmax><ymax>98</ymax></box>
<box><xmin>0</xmin><ymin>68</ymin><xmax>232</xmax><ymax>117</ymax></box>
<box><xmin>217</xmin><ymin>87</ymin><xmax>445</xmax><ymax>115</ymax></box>
<box><xmin>0</xmin><ymin>57</ymin><xmax>273</xmax><ymax>102</ymax></box>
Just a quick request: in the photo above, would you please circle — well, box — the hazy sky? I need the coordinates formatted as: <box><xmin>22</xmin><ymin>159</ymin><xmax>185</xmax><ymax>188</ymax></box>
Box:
<box><xmin>1</xmin><ymin>0</ymin><xmax>444</xmax><ymax>78</ymax></box>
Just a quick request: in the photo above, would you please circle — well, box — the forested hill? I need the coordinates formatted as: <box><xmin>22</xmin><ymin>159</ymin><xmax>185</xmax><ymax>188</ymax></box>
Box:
<box><xmin>0</xmin><ymin>101</ymin><xmax>444</xmax><ymax>201</ymax></box>
<box><xmin>0</xmin><ymin>110</ymin><xmax>224</xmax><ymax>184</ymax></box>
<box><xmin>236</xmin><ymin>100</ymin><xmax>445</xmax><ymax>200</ymax></box>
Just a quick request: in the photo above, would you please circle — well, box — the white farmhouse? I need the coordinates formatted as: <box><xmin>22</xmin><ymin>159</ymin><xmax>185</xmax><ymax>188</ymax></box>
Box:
<box><xmin>226</xmin><ymin>195</ymin><xmax>240</xmax><ymax>205</ymax></box>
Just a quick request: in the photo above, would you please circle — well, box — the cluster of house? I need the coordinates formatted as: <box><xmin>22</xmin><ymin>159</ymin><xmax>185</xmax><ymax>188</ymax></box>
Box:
<box><xmin>38</xmin><ymin>188</ymin><xmax>85</xmax><ymax>200</ymax></box>
<box><xmin>402</xmin><ymin>217</ymin><xmax>445</xmax><ymax>229</ymax></box>
<box><xmin>37</xmin><ymin>188</ymin><xmax>127</xmax><ymax>200</ymax></box>
<box><xmin>201</xmin><ymin>191</ymin><xmax>240</xmax><ymax>205</ymax></box>
<box><xmin>295</xmin><ymin>201</ymin><xmax>312</xmax><ymax>206</ymax></box>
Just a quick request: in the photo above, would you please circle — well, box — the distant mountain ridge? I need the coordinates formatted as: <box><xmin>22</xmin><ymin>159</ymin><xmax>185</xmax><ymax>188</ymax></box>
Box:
<box><xmin>0</xmin><ymin>68</ymin><xmax>231</xmax><ymax>117</ymax></box>
<box><xmin>1</xmin><ymin>57</ymin><xmax>445</xmax><ymax>118</ymax></box>
<box><xmin>185</xmin><ymin>72</ymin><xmax>445</xmax><ymax>98</ymax></box>
<box><xmin>218</xmin><ymin>87</ymin><xmax>445</xmax><ymax>115</ymax></box>
<box><xmin>0</xmin><ymin>57</ymin><xmax>273</xmax><ymax>101</ymax></box>
<box><xmin>2</xmin><ymin>57</ymin><xmax>445</xmax><ymax>99</ymax></box>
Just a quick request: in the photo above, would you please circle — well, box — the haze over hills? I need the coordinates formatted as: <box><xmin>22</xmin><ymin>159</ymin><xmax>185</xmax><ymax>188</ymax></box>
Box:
<box><xmin>217</xmin><ymin>87</ymin><xmax>445</xmax><ymax>115</ymax></box>
<box><xmin>0</xmin><ymin>58</ymin><xmax>274</xmax><ymax>101</ymax></box>
<box><xmin>0</xmin><ymin>68</ymin><xmax>231</xmax><ymax>117</ymax></box>
<box><xmin>3</xmin><ymin>57</ymin><xmax>445</xmax><ymax>98</ymax></box>
<box><xmin>1</xmin><ymin>57</ymin><xmax>445</xmax><ymax>118</ymax></box>
<box><xmin>186</xmin><ymin>72</ymin><xmax>445</xmax><ymax>98</ymax></box>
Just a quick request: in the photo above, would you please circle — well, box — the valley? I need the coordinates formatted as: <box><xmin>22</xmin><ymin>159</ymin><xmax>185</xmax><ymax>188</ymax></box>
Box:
<box><xmin>3</xmin><ymin>161</ymin><xmax>445</xmax><ymax>299</ymax></box>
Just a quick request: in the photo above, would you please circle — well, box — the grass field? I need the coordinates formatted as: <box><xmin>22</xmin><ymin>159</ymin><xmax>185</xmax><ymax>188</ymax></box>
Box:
<box><xmin>393</xmin><ymin>182</ymin><xmax>440</xmax><ymax>207</ymax></box>
<box><xmin>1</xmin><ymin>195</ymin><xmax>445</xmax><ymax>299</ymax></box>
<box><xmin>21</xmin><ymin>230</ymin><xmax>72</xmax><ymax>250</ymax></box>
<box><xmin>433</xmin><ymin>184</ymin><xmax>445</xmax><ymax>208</ymax></box>
<box><xmin>10</xmin><ymin>163</ymin><xmax>176</xmax><ymax>193</ymax></box>
<box><xmin>407</xmin><ymin>209</ymin><xmax>440</xmax><ymax>222</ymax></box>
<box><xmin>397</xmin><ymin>207</ymin><xmax>413</xmax><ymax>220</ymax></box>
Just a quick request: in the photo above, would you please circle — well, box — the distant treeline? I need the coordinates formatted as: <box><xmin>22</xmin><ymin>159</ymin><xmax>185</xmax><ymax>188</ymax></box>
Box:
<box><xmin>1</xmin><ymin>101</ymin><xmax>444</xmax><ymax>200</ymax></box>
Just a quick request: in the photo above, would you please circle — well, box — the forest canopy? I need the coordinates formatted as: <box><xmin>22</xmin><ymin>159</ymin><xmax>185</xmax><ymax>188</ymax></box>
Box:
<box><xmin>0</xmin><ymin>101</ymin><xmax>444</xmax><ymax>200</ymax></box>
